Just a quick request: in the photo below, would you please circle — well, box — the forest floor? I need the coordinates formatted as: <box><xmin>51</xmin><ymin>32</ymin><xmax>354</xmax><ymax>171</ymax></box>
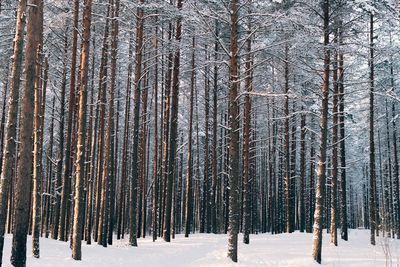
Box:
<box><xmin>1</xmin><ymin>229</ymin><xmax>399</xmax><ymax>266</ymax></box>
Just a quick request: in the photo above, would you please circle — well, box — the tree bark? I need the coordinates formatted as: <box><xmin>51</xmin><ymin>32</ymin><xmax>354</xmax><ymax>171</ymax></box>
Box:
<box><xmin>299</xmin><ymin>111</ymin><xmax>306</xmax><ymax>233</ymax></box>
<box><xmin>151</xmin><ymin>21</ymin><xmax>159</xmax><ymax>241</ymax></box>
<box><xmin>129</xmin><ymin>0</ymin><xmax>144</xmax><ymax>247</ymax></box>
<box><xmin>330</xmin><ymin>29</ymin><xmax>339</xmax><ymax>246</ymax></box>
<box><xmin>210</xmin><ymin>22</ymin><xmax>219</xmax><ymax>234</ymax></box>
<box><xmin>312</xmin><ymin>0</ymin><xmax>330</xmax><ymax>263</ymax></box>
<box><xmin>0</xmin><ymin>0</ymin><xmax>27</xmax><ymax>264</ymax></box>
<box><xmin>227</xmin><ymin>0</ymin><xmax>240</xmax><ymax>262</ymax></box>
<box><xmin>59</xmin><ymin>0</ymin><xmax>79</xmax><ymax>241</ymax></box>
<box><xmin>163</xmin><ymin>0</ymin><xmax>183</xmax><ymax>242</ymax></box>
<box><xmin>71</xmin><ymin>0</ymin><xmax>92</xmax><ymax>260</ymax></box>
<box><xmin>242</xmin><ymin>23</ymin><xmax>252</xmax><ymax>244</ymax></box>
<box><xmin>11</xmin><ymin>0</ymin><xmax>43</xmax><ymax>265</ymax></box>
<box><xmin>32</xmin><ymin>52</ymin><xmax>46</xmax><ymax>258</ymax></box>
<box><xmin>338</xmin><ymin>20</ymin><xmax>348</xmax><ymax>241</ymax></box>
<box><xmin>368</xmin><ymin>12</ymin><xmax>377</xmax><ymax>246</ymax></box>
<box><xmin>184</xmin><ymin>36</ymin><xmax>196</xmax><ymax>238</ymax></box>
<box><xmin>284</xmin><ymin>43</ymin><xmax>293</xmax><ymax>234</ymax></box>
<box><xmin>52</xmin><ymin>31</ymin><xmax>68</xmax><ymax>240</ymax></box>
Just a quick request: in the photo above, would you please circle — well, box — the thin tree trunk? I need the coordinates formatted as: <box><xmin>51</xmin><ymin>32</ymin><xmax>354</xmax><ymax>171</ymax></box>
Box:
<box><xmin>39</xmin><ymin>58</ymin><xmax>49</xmax><ymax>239</ymax></box>
<box><xmin>312</xmin><ymin>0</ymin><xmax>330</xmax><ymax>263</ymax></box>
<box><xmin>242</xmin><ymin>22</ymin><xmax>252</xmax><ymax>244</ymax></box>
<box><xmin>368</xmin><ymin>12</ymin><xmax>377</xmax><ymax>246</ymax></box>
<box><xmin>59</xmin><ymin>0</ymin><xmax>79</xmax><ymax>241</ymax></box>
<box><xmin>151</xmin><ymin>20</ymin><xmax>159</xmax><ymax>242</ymax></box>
<box><xmin>163</xmin><ymin>0</ymin><xmax>183</xmax><ymax>242</ymax></box>
<box><xmin>210</xmin><ymin>22</ymin><xmax>219</xmax><ymax>234</ymax></box>
<box><xmin>392</xmin><ymin>77</ymin><xmax>400</xmax><ymax>240</ymax></box>
<box><xmin>184</xmin><ymin>36</ymin><xmax>196</xmax><ymax>238</ymax></box>
<box><xmin>32</xmin><ymin>53</ymin><xmax>46</xmax><ymax>258</ymax></box>
<box><xmin>129</xmin><ymin>0</ymin><xmax>145</xmax><ymax>247</ymax></box>
<box><xmin>338</xmin><ymin>19</ymin><xmax>348</xmax><ymax>241</ymax></box>
<box><xmin>84</xmin><ymin>31</ymin><xmax>96</xmax><ymax>245</ymax></box>
<box><xmin>117</xmin><ymin>31</ymin><xmax>133</xmax><ymax>240</ymax></box>
<box><xmin>52</xmin><ymin>31</ymin><xmax>68</xmax><ymax>240</ymax></box>
<box><xmin>201</xmin><ymin>47</ymin><xmax>210</xmax><ymax>234</ymax></box>
<box><xmin>94</xmin><ymin>2</ymin><xmax>111</xmax><ymax>243</ymax></box>
<box><xmin>71</xmin><ymin>0</ymin><xmax>93</xmax><ymax>260</ymax></box>
<box><xmin>227</xmin><ymin>0</ymin><xmax>240</xmax><ymax>262</ymax></box>
<box><xmin>299</xmin><ymin>111</ymin><xmax>306</xmax><ymax>233</ymax></box>
<box><xmin>284</xmin><ymin>43</ymin><xmax>292</xmax><ymax>234</ymax></box>
<box><xmin>98</xmin><ymin>0</ymin><xmax>119</xmax><ymax>247</ymax></box>
<box><xmin>330</xmin><ymin>30</ymin><xmax>339</xmax><ymax>246</ymax></box>
<box><xmin>44</xmin><ymin>97</ymin><xmax>55</xmax><ymax>238</ymax></box>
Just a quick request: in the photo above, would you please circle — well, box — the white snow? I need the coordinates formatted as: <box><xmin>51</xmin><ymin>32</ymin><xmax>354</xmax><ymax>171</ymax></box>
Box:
<box><xmin>1</xmin><ymin>230</ymin><xmax>399</xmax><ymax>266</ymax></box>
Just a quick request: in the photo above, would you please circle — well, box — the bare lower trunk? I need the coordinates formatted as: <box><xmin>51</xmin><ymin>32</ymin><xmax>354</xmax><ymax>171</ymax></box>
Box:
<box><xmin>129</xmin><ymin>0</ymin><xmax>144</xmax><ymax>246</ymax></box>
<box><xmin>71</xmin><ymin>0</ymin><xmax>92</xmax><ymax>260</ymax></box>
<box><xmin>227</xmin><ymin>0</ymin><xmax>240</xmax><ymax>262</ymax></box>
<box><xmin>312</xmin><ymin>0</ymin><xmax>330</xmax><ymax>263</ymax></box>
<box><xmin>163</xmin><ymin>0</ymin><xmax>183</xmax><ymax>242</ymax></box>
<box><xmin>330</xmin><ymin>31</ymin><xmax>339</xmax><ymax>246</ymax></box>
<box><xmin>11</xmin><ymin>1</ymin><xmax>44</xmax><ymax>266</ymax></box>
<box><xmin>0</xmin><ymin>0</ymin><xmax>27</xmax><ymax>264</ymax></box>
<box><xmin>184</xmin><ymin>36</ymin><xmax>195</xmax><ymax>238</ymax></box>
<box><xmin>368</xmin><ymin>13</ymin><xmax>377</xmax><ymax>246</ymax></box>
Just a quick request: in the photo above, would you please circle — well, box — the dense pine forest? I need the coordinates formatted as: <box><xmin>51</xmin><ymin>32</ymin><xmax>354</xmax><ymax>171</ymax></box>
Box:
<box><xmin>0</xmin><ymin>0</ymin><xmax>399</xmax><ymax>266</ymax></box>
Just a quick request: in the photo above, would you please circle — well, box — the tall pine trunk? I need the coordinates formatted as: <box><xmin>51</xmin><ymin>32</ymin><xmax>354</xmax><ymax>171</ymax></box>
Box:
<box><xmin>312</xmin><ymin>0</ymin><xmax>330</xmax><ymax>263</ymax></box>
<box><xmin>11</xmin><ymin>0</ymin><xmax>44</xmax><ymax>265</ymax></box>
<box><xmin>338</xmin><ymin>20</ymin><xmax>348</xmax><ymax>241</ymax></box>
<box><xmin>227</xmin><ymin>0</ymin><xmax>240</xmax><ymax>262</ymax></box>
<box><xmin>184</xmin><ymin>36</ymin><xmax>196</xmax><ymax>238</ymax></box>
<box><xmin>330</xmin><ymin>28</ymin><xmax>339</xmax><ymax>246</ymax></box>
<box><xmin>59</xmin><ymin>0</ymin><xmax>79</xmax><ymax>241</ymax></box>
<box><xmin>71</xmin><ymin>0</ymin><xmax>93</xmax><ymax>260</ymax></box>
<box><xmin>163</xmin><ymin>0</ymin><xmax>183</xmax><ymax>242</ymax></box>
<box><xmin>0</xmin><ymin>0</ymin><xmax>27</xmax><ymax>264</ymax></box>
<box><xmin>242</xmin><ymin>22</ymin><xmax>252</xmax><ymax>244</ymax></box>
<box><xmin>129</xmin><ymin>0</ymin><xmax>144</xmax><ymax>247</ymax></box>
<box><xmin>368</xmin><ymin>12</ymin><xmax>377</xmax><ymax>246</ymax></box>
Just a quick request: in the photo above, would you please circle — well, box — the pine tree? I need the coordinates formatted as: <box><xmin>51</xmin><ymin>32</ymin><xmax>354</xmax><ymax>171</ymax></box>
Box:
<box><xmin>368</xmin><ymin>12</ymin><xmax>377</xmax><ymax>246</ymax></box>
<box><xmin>0</xmin><ymin>0</ymin><xmax>27</xmax><ymax>264</ymax></box>
<box><xmin>11</xmin><ymin>0</ymin><xmax>44</xmax><ymax>265</ymax></box>
<box><xmin>129</xmin><ymin>0</ymin><xmax>145</xmax><ymax>247</ymax></box>
<box><xmin>184</xmin><ymin>36</ymin><xmax>196</xmax><ymax>238</ymax></box>
<box><xmin>227</xmin><ymin>0</ymin><xmax>240</xmax><ymax>262</ymax></box>
<box><xmin>312</xmin><ymin>0</ymin><xmax>330</xmax><ymax>263</ymax></box>
<box><xmin>163</xmin><ymin>0</ymin><xmax>183</xmax><ymax>242</ymax></box>
<box><xmin>71</xmin><ymin>0</ymin><xmax>93</xmax><ymax>260</ymax></box>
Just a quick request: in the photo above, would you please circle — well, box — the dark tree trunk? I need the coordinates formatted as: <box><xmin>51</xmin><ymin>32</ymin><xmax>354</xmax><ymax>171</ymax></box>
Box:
<box><xmin>368</xmin><ymin>13</ymin><xmax>377</xmax><ymax>246</ymax></box>
<box><xmin>299</xmin><ymin>111</ymin><xmax>306</xmax><ymax>233</ymax></box>
<box><xmin>227</xmin><ymin>0</ymin><xmax>240</xmax><ymax>262</ymax></box>
<box><xmin>242</xmin><ymin>23</ymin><xmax>252</xmax><ymax>244</ymax></box>
<box><xmin>338</xmin><ymin>20</ymin><xmax>348</xmax><ymax>241</ymax></box>
<box><xmin>151</xmin><ymin>21</ymin><xmax>159</xmax><ymax>241</ymax></box>
<box><xmin>52</xmin><ymin>32</ymin><xmax>68</xmax><ymax>241</ymax></box>
<box><xmin>184</xmin><ymin>37</ymin><xmax>196</xmax><ymax>238</ymax></box>
<box><xmin>129</xmin><ymin>0</ymin><xmax>145</xmax><ymax>247</ymax></box>
<box><xmin>284</xmin><ymin>44</ymin><xmax>293</xmax><ymax>234</ymax></box>
<box><xmin>163</xmin><ymin>0</ymin><xmax>183</xmax><ymax>242</ymax></box>
<box><xmin>330</xmin><ymin>30</ymin><xmax>339</xmax><ymax>246</ymax></box>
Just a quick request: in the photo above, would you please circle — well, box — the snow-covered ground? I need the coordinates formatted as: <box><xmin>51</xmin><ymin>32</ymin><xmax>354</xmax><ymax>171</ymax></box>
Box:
<box><xmin>2</xmin><ymin>230</ymin><xmax>399</xmax><ymax>266</ymax></box>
